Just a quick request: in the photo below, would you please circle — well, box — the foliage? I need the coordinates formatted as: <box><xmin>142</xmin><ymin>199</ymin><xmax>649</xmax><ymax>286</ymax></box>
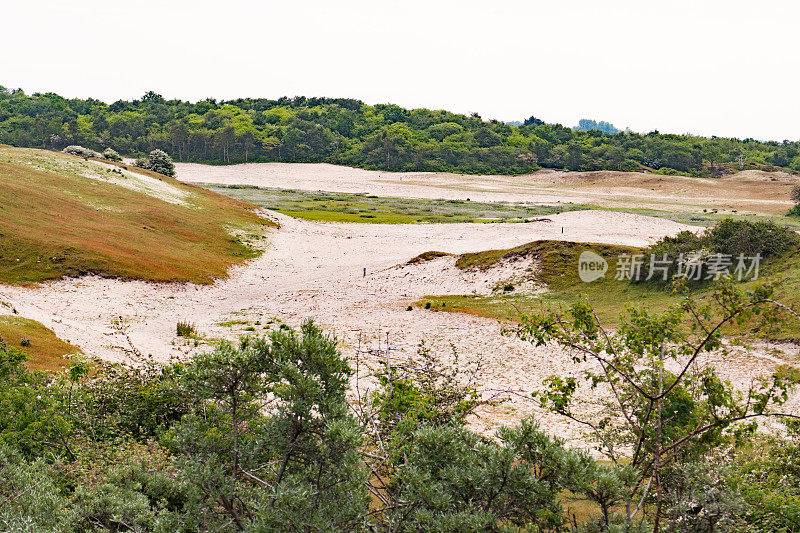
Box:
<box><xmin>357</xmin><ymin>342</ymin><xmax>602</xmax><ymax>531</ymax></box>
<box><xmin>642</xmin><ymin>218</ymin><xmax>800</xmax><ymax>282</ymax></box>
<box><xmin>164</xmin><ymin>320</ymin><xmax>369</xmax><ymax>530</ymax></box>
<box><xmin>727</xmin><ymin>436</ymin><xmax>800</xmax><ymax>531</ymax></box>
<box><xmin>102</xmin><ymin>147</ymin><xmax>121</xmax><ymax>162</ymax></box>
<box><xmin>135</xmin><ymin>149</ymin><xmax>175</xmax><ymax>176</ymax></box>
<box><xmin>3</xmin><ymin>87</ymin><xmax>799</xmax><ymax>175</ymax></box>
<box><xmin>62</xmin><ymin>145</ymin><xmax>99</xmax><ymax>158</ymax></box>
<box><xmin>517</xmin><ymin>277</ymin><xmax>800</xmax><ymax>530</ymax></box>
<box><xmin>791</xmin><ymin>184</ymin><xmax>800</xmax><ymax>203</ymax></box>
<box><xmin>1</xmin><ymin>309</ymin><xmax>799</xmax><ymax>530</ymax></box>
<box><xmin>175</xmin><ymin>321</ymin><xmax>195</xmax><ymax>337</ymax></box>
<box><xmin>576</xmin><ymin>119</ymin><xmax>620</xmax><ymax>134</ymax></box>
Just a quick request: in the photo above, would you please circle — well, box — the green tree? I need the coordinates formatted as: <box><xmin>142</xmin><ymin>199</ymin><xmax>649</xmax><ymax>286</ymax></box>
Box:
<box><xmin>165</xmin><ymin>320</ymin><xmax>368</xmax><ymax>531</ymax></box>
<box><xmin>145</xmin><ymin>149</ymin><xmax>175</xmax><ymax>176</ymax></box>
<box><xmin>517</xmin><ymin>278</ymin><xmax>800</xmax><ymax>531</ymax></box>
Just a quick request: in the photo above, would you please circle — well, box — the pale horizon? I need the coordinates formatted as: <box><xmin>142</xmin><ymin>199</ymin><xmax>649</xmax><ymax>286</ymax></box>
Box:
<box><xmin>3</xmin><ymin>0</ymin><xmax>799</xmax><ymax>141</ymax></box>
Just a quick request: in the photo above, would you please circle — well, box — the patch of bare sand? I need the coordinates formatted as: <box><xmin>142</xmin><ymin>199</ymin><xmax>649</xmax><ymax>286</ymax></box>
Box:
<box><xmin>1</xmin><ymin>210</ymin><xmax>797</xmax><ymax>444</ymax></box>
<box><xmin>176</xmin><ymin>162</ymin><xmax>800</xmax><ymax>215</ymax></box>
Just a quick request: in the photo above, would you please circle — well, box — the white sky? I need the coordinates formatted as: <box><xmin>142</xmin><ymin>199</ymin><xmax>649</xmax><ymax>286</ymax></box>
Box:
<box><xmin>2</xmin><ymin>0</ymin><xmax>799</xmax><ymax>140</ymax></box>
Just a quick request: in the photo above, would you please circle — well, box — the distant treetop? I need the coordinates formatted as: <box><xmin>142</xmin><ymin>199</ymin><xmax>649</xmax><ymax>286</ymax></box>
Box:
<box><xmin>575</xmin><ymin>119</ymin><xmax>620</xmax><ymax>134</ymax></box>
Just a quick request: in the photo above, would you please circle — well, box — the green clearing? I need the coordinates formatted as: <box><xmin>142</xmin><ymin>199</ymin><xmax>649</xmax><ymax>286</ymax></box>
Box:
<box><xmin>623</xmin><ymin>207</ymin><xmax>800</xmax><ymax>231</ymax></box>
<box><xmin>420</xmin><ymin>241</ymin><xmax>682</xmax><ymax>325</ymax></box>
<box><xmin>202</xmin><ymin>183</ymin><xmax>589</xmax><ymax>223</ymax></box>
<box><xmin>0</xmin><ymin>146</ymin><xmax>272</xmax><ymax>285</ymax></box>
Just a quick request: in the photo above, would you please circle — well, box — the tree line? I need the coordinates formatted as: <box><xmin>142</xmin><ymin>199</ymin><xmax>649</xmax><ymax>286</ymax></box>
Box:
<box><xmin>2</xmin><ymin>86</ymin><xmax>800</xmax><ymax>176</ymax></box>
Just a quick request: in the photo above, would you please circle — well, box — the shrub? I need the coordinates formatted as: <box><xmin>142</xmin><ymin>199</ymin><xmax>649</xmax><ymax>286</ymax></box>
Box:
<box><xmin>707</xmin><ymin>218</ymin><xmax>800</xmax><ymax>258</ymax></box>
<box><xmin>62</xmin><ymin>145</ymin><xmax>99</xmax><ymax>158</ymax></box>
<box><xmin>790</xmin><ymin>184</ymin><xmax>800</xmax><ymax>203</ymax></box>
<box><xmin>133</xmin><ymin>150</ymin><xmax>175</xmax><ymax>176</ymax></box>
<box><xmin>146</xmin><ymin>149</ymin><xmax>175</xmax><ymax>177</ymax></box>
<box><xmin>19</xmin><ymin>338</ymin><xmax>29</xmax><ymax>347</ymax></box>
<box><xmin>176</xmin><ymin>321</ymin><xmax>195</xmax><ymax>337</ymax></box>
<box><xmin>102</xmin><ymin>148</ymin><xmax>122</xmax><ymax>162</ymax></box>
<box><xmin>789</xmin><ymin>203</ymin><xmax>800</xmax><ymax>217</ymax></box>
<box><xmin>641</xmin><ymin>219</ymin><xmax>800</xmax><ymax>282</ymax></box>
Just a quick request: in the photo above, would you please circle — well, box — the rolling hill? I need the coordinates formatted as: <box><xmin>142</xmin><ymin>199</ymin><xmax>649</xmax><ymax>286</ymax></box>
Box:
<box><xmin>0</xmin><ymin>145</ymin><xmax>273</xmax><ymax>285</ymax></box>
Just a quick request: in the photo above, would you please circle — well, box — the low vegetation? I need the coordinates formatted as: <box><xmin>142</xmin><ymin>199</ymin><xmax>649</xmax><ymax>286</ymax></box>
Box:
<box><xmin>421</xmin><ymin>219</ymin><xmax>800</xmax><ymax>335</ymax></box>
<box><xmin>0</xmin><ymin>145</ymin><xmax>272</xmax><ymax>285</ymax></box>
<box><xmin>0</xmin><ymin>293</ymin><xmax>797</xmax><ymax>530</ymax></box>
<box><xmin>175</xmin><ymin>321</ymin><xmax>196</xmax><ymax>337</ymax></box>
<box><xmin>205</xmin><ymin>183</ymin><xmax>584</xmax><ymax>223</ymax></box>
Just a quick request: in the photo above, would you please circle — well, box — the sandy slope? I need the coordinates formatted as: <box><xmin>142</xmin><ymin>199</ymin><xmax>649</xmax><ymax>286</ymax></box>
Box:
<box><xmin>1</xmin><ymin>210</ymin><xmax>796</xmax><ymax>442</ymax></box>
<box><xmin>176</xmin><ymin>162</ymin><xmax>800</xmax><ymax>215</ymax></box>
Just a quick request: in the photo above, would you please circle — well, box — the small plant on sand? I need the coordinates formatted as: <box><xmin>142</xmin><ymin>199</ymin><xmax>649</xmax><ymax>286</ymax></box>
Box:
<box><xmin>19</xmin><ymin>338</ymin><xmax>30</xmax><ymax>347</ymax></box>
<box><xmin>176</xmin><ymin>321</ymin><xmax>196</xmax><ymax>337</ymax></box>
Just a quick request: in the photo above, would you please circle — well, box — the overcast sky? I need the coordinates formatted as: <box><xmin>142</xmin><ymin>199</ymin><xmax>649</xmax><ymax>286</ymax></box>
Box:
<box><xmin>3</xmin><ymin>0</ymin><xmax>798</xmax><ymax>140</ymax></box>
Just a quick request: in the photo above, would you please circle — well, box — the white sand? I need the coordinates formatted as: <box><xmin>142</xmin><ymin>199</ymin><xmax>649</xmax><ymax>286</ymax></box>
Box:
<box><xmin>1</xmin><ymin>210</ymin><xmax>796</xmax><ymax>443</ymax></box>
<box><xmin>86</xmin><ymin>161</ymin><xmax>190</xmax><ymax>205</ymax></box>
<box><xmin>174</xmin><ymin>162</ymin><xmax>799</xmax><ymax>214</ymax></box>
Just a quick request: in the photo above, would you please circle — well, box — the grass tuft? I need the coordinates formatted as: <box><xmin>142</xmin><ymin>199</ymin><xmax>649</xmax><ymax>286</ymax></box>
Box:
<box><xmin>176</xmin><ymin>321</ymin><xmax>196</xmax><ymax>337</ymax></box>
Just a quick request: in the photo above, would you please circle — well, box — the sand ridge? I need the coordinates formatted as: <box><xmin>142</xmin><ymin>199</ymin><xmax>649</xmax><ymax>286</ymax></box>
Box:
<box><xmin>175</xmin><ymin>162</ymin><xmax>800</xmax><ymax>215</ymax></box>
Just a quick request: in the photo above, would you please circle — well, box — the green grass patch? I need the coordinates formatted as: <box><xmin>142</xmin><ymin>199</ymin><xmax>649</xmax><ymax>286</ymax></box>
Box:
<box><xmin>0</xmin><ymin>315</ymin><xmax>80</xmax><ymax>371</ymax></box>
<box><xmin>424</xmin><ymin>241</ymin><xmax>682</xmax><ymax>324</ymax></box>
<box><xmin>420</xmin><ymin>238</ymin><xmax>800</xmax><ymax>338</ymax></box>
<box><xmin>218</xmin><ymin>319</ymin><xmax>250</xmax><ymax>328</ymax></box>
<box><xmin>201</xmin><ymin>183</ymin><xmax>588</xmax><ymax>224</ymax></box>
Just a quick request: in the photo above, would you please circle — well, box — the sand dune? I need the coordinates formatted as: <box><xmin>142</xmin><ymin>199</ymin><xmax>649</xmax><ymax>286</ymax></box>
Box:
<box><xmin>2</xmin><ymin>209</ymin><xmax>796</xmax><ymax>442</ymax></box>
<box><xmin>176</xmin><ymin>162</ymin><xmax>799</xmax><ymax>215</ymax></box>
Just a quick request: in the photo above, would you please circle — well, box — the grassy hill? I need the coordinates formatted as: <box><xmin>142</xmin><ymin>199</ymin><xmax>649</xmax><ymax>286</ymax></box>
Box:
<box><xmin>0</xmin><ymin>315</ymin><xmax>79</xmax><ymax>371</ymax></box>
<box><xmin>0</xmin><ymin>146</ymin><xmax>273</xmax><ymax>285</ymax></box>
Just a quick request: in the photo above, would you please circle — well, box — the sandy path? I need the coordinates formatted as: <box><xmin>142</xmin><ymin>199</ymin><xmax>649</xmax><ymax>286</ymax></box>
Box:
<box><xmin>175</xmin><ymin>162</ymin><xmax>799</xmax><ymax>215</ymax></box>
<box><xmin>1</xmin><ymin>210</ymin><xmax>796</xmax><ymax>443</ymax></box>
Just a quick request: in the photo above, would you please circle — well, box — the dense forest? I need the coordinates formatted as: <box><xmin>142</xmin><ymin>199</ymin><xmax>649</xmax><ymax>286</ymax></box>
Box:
<box><xmin>2</xmin><ymin>86</ymin><xmax>800</xmax><ymax>176</ymax></box>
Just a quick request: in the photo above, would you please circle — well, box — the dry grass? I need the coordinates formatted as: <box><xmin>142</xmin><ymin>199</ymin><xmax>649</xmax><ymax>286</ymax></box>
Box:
<box><xmin>0</xmin><ymin>315</ymin><xmax>80</xmax><ymax>371</ymax></box>
<box><xmin>0</xmin><ymin>146</ymin><xmax>274</xmax><ymax>285</ymax></box>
